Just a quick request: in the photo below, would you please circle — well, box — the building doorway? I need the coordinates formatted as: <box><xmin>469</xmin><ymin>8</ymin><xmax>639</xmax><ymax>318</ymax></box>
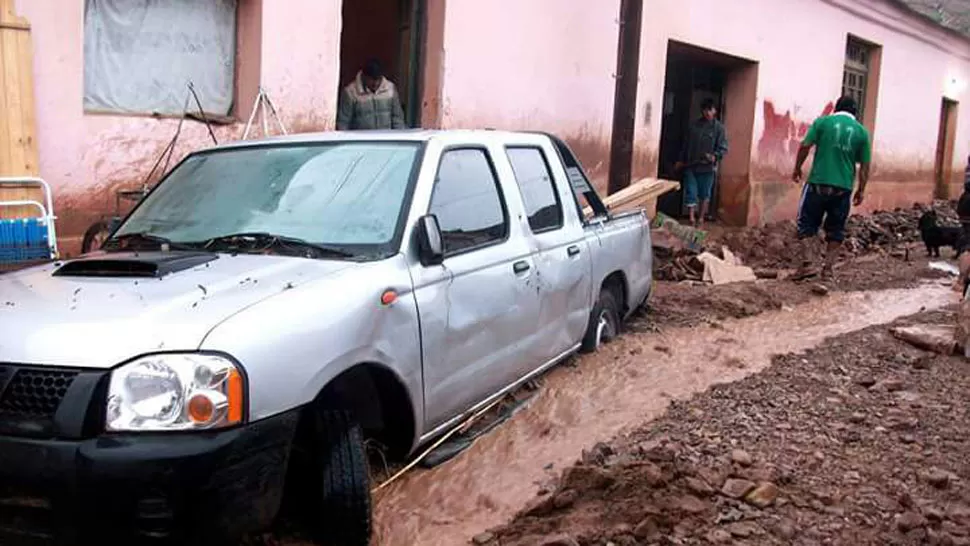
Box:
<box><xmin>338</xmin><ymin>0</ymin><xmax>424</xmax><ymax>127</ymax></box>
<box><xmin>656</xmin><ymin>41</ymin><xmax>758</xmax><ymax>225</ymax></box>
<box><xmin>934</xmin><ymin>98</ymin><xmax>959</xmax><ymax>199</ymax></box>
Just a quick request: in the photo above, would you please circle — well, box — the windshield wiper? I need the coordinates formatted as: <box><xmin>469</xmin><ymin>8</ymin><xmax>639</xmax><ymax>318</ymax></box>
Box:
<box><xmin>104</xmin><ymin>232</ymin><xmax>198</xmax><ymax>251</ymax></box>
<box><xmin>199</xmin><ymin>232</ymin><xmax>356</xmax><ymax>259</ymax></box>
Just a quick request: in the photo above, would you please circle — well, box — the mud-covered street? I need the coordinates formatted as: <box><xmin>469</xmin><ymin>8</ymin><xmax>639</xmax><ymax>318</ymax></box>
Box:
<box><xmin>261</xmin><ymin>203</ymin><xmax>969</xmax><ymax>546</ymax></box>
<box><xmin>488</xmin><ymin>306</ymin><xmax>970</xmax><ymax>546</ymax></box>
<box><xmin>371</xmin><ymin>283</ymin><xmax>957</xmax><ymax>546</ymax></box>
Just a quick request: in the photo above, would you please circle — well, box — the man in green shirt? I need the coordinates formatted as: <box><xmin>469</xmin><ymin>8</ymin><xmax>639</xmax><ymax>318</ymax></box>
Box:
<box><xmin>791</xmin><ymin>96</ymin><xmax>872</xmax><ymax>280</ymax></box>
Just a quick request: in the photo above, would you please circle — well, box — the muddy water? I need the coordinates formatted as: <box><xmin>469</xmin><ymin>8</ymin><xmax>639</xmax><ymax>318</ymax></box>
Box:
<box><xmin>371</xmin><ymin>283</ymin><xmax>957</xmax><ymax>546</ymax></box>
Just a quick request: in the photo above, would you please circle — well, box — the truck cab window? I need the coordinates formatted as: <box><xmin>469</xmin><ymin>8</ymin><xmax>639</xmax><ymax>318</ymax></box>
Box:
<box><xmin>430</xmin><ymin>149</ymin><xmax>508</xmax><ymax>255</ymax></box>
<box><xmin>507</xmin><ymin>147</ymin><xmax>563</xmax><ymax>233</ymax></box>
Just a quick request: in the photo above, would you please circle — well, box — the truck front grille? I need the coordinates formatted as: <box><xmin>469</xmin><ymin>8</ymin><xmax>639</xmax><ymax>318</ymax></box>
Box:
<box><xmin>0</xmin><ymin>366</ymin><xmax>77</xmax><ymax>419</ymax></box>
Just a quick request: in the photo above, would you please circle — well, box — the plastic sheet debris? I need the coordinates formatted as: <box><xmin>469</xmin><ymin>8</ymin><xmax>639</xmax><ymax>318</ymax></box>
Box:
<box><xmin>929</xmin><ymin>261</ymin><xmax>960</xmax><ymax>276</ymax></box>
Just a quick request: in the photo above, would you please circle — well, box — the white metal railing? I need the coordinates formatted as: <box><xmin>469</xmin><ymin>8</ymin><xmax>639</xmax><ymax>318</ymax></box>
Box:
<box><xmin>0</xmin><ymin>177</ymin><xmax>59</xmax><ymax>259</ymax></box>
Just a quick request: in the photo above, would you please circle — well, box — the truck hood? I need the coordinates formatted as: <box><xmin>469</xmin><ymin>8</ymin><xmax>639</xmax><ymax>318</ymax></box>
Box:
<box><xmin>0</xmin><ymin>252</ymin><xmax>353</xmax><ymax>368</ymax></box>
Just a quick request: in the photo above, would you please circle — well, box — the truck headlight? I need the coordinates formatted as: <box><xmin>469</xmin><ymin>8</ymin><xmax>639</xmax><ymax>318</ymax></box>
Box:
<box><xmin>106</xmin><ymin>354</ymin><xmax>246</xmax><ymax>432</ymax></box>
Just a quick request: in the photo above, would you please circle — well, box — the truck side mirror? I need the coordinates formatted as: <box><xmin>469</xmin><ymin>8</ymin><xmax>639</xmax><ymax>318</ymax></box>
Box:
<box><xmin>416</xmin><ymin>215</ymin><xmax>445</xmax><ymax>266</ymax></box>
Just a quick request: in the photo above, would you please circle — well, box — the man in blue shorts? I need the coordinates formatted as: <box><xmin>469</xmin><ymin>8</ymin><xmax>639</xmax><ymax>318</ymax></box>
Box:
<box><xmin>791</xmin><ymin>96</ymin><xmax>871</xmax><ymax>280</ymax></box>
<box><xmin>678</xmin><ymin>98</ymin><xmax>728</xmax><ymax>227</ymax></box>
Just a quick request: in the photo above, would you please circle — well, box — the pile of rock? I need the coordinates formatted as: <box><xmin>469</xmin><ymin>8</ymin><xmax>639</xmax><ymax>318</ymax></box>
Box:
<box><xmin>654</xmin><ymin>201</ymin><xmax>959</xmax><ymax>277</ymax></box>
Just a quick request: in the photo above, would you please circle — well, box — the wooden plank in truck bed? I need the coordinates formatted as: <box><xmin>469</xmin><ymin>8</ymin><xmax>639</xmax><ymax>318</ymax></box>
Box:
<box><xmin>583</xmin><ymin>178</ymin><xmax>680</xmax><ymax>218</ymax></box>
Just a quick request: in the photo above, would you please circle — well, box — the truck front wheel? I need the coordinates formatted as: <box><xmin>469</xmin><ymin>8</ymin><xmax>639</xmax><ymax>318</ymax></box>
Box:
<box><xmin>581</xmin><ymin>288</ymin><xmax>621</xmax><ymax>353</ymax></box>
<box><xmin>311</xmin><ymin>410</ymin><xmax>372</xmax><ymax>546</ymax></box>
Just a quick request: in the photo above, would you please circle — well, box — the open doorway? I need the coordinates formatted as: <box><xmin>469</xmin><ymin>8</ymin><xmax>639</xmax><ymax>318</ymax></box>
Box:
<box><xmin>934</xmin><ymin>98</ymin><xmax>959</xmax><ymax>199</ymax></box>
<box><xmin>656</xmin><ymin>41</ymin><xmax>758</xmax><ymax>225</ymax></box>
<box><xmin>338</xmin><ymin>0</ymin><xmax>424</xmax><ymax>127</ymax></box>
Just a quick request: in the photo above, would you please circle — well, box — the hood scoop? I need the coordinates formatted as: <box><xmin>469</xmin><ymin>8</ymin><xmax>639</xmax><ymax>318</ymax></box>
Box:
<box><xmin>53</xmin><ymin>252</ymin><xmax>218</xmax><ymax>278</ymax></box>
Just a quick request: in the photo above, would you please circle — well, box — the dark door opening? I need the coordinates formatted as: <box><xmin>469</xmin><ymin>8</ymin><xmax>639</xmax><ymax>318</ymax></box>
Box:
<box><xmin>934</xmin><ymin>98</ymin><xmax>959</xmax><ymax>199</ymax></box>
<box><xmin>338</xmin><ymin>0</ymin><xmax>424</xmax><ymax>127</ymax></box>
<box><xmin>656</xmin><ymin>41</ymin><xmax>758</xmax><ymax>224</ymax></box>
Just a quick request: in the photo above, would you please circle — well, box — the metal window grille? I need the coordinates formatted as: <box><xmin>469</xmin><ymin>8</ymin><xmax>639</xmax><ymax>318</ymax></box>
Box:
<box><xmin>842</xmin><ymin>39</ymin><xmax>870</xmax><ymax>118</ymax></box>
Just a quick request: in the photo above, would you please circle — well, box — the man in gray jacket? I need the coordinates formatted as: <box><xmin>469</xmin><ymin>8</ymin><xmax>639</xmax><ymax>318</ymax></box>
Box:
<box><xmin>336</xmin><ymin>59</ymin><xmax>406</xmax><ymax>131</ymax></box>
<box><xmin>677</xmin><ymin>98</ymin><xmax>728</xmax><ymax>227</ymax></box>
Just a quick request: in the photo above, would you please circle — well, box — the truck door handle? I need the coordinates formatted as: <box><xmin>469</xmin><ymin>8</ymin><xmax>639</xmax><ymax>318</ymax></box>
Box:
<box><xmin>567</xmin><ymin>245</ymin><xmax>581</xmax><ymax>257</ymax></box>
<box><xmin>513</xmin><ymin>261</ymin><xmax>531</xmax><ymax>274</ymax></box>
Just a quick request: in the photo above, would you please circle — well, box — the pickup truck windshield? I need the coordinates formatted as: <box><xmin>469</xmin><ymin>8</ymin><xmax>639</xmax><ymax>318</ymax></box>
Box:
<box><xmin>112</xmin><ymin>142</ymin><xmax>421</xmax><ymax>257</ymax></box>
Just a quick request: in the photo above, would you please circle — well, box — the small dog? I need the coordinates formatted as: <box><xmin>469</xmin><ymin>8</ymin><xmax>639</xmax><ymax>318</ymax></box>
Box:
<box><xmin>918</xmin><ymin>210</ymin><xmax>962</xmax><ymax>258</ymax></box>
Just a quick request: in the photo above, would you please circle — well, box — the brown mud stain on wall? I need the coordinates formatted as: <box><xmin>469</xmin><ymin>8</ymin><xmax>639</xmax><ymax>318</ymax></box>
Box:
<box><xmin>285</xmin><ymin>111</ymin><xmax>334</xmax><ymax>135</ymax></box>
<box><xmin>630</xmin><ymin>144</ymin><xmax>659</xmax><ymax>184</ymax></box>
<box><xmin>560</xmin><ymin>129</ymin><xmax>612</xmax><ymax>195</ymax></box>
<box><xmin>747</xmin><ymin>176</ymin><xmax>937</xmax><ymax>226</ymax></box>
<box><xmin>717</xmin><ymin>173</ymin><xmax>752</xmax><ymax>226</ymax></box>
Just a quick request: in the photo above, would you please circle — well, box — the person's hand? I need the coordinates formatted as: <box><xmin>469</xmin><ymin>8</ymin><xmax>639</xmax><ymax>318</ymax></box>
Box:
<box><xmin>792</xmin><ymin>168</ymin><xmax>803</xmax><ymax>184</ymax></box>
<box><xmin>705</xmin><ymin>153</ymin><xmax>716</xmax><ymax>164</ymax></box>
<box><xmin>853</xmin><ymin>190</ymin><xmax>865</xmax><ymax>206</ymax></box>
<box><xmin>674</xmin><ymin>162</ymin><xmax>685</xmax><ymax>172</ymax></box>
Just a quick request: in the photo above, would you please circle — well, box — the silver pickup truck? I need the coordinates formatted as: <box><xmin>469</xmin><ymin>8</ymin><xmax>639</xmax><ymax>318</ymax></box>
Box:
<box><xmin>0</xmin><ymin>130</ymin><xmax>652</xmax><ymax>545</ymax></box>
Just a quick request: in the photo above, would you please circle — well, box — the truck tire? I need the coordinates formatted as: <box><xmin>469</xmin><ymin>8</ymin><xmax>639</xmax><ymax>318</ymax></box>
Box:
<box><xmin>580</xmin><ymin>287</ymin><xmax>621</xmax><ymax>353</ymax></box>
<box><xmin>313</xmin><ymin>410</ymin><xmax>372</xmax><ymax>546</ymax></box>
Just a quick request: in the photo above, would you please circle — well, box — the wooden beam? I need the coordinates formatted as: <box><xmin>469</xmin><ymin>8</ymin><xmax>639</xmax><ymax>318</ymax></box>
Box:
<box><xmin>0</xmin><ymin>0</ymin><xmax>29</xmax><ymax>27</ymax></box>
<box><xmin>0</xmin><ymin>0</ymin><xmax>40</xmax><ymax>218</ymax></box>
<box><xmin>584</xmin><ymin>177</ymin><xmax>681</xmax><ymax>218</ymax></box>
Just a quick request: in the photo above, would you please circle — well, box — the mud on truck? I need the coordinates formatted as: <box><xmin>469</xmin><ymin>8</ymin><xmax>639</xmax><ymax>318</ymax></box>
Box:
<box><xmin>0</xmin><ymin>130</ymin><xmax>653</xmax><ymax>545</ymax></box>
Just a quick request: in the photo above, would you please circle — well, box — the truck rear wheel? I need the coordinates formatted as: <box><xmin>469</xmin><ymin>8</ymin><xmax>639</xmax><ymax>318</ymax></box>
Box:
<box><xmin>312</xmin><ymin>410</ymin><xmax>372</xmax><ymax>546</ymax></box>
<box><xmin>580</xmin><ymin>288</ymin><xmax>621</xmax><ymax>353</ymax></box>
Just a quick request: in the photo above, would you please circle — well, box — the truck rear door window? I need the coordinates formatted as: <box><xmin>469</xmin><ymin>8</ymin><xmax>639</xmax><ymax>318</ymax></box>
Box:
<box><xmin>430</xmin><ymin>149</ymin><xmax>509</xmax><ymax>255</ymax></box>
<box><xmin>507</xmin><ymin>147</ymin><xmax>564</xmax><ymax>233</ymax></box>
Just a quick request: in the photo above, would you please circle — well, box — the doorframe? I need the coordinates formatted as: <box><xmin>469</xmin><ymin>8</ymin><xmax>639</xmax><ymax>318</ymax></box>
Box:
<box><xmin>606</xmin><ymin>0</ymin><xmax>644</xmax><ymax>196</ymax></box>
<box><xmin>654</xmin><ymin>40</ymin><xmax>758</xmax><ymax>225</ymax></box>
<box><xmin>417</xmin><ymin>0</ymin><xmax>446</xmax><ymax>128</ymax></box>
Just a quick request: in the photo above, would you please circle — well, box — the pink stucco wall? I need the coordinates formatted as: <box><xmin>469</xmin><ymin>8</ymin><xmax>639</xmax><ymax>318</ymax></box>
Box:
<box><xmin>434</xmin><ymin>0</ymin><xmax>969</xmax><ymax>223</ymax></box>
<box><xmin>631</xmin><ymin>0</ymin><xmax>970</xmax><ymax>223</ymax></box>
<box><xmin>11</xmin><ymin>0</ymin><xmax>970</xmax><ymax>252</ymax></box>
<box><xmin>435</xmin><ymin>0</ymin><xmax>622</xmax><ymax>185</ymax></box>
<box><xmin>15</xmin><ymin>0</ymin><xmax>342</xmax><ymax>254</ymax></box>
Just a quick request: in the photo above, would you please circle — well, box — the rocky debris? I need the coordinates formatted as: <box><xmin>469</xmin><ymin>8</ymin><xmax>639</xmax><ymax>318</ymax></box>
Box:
<box><xmin>754</xmin><ymin>268</ymin><xmax>779</xmax><ymax>279</ymax></box>
<box><xmin>896</xmin><ymin>511</ymin><xmax>928</xmax><ymax>532</ymax></box>
<box><xmin>721</xmin><ymin>478</ymin><xmax>756</xmax><ymax>499</ymax></box>
<box><xmin>730</xmin><ymin>449</ymin><xmax>754</xmax><ymax>467</ymax></box>
<box><xmin>644</xmin><ymin>239</ymin><xmax>944</xmax><ymax>331</ymax></box>
<box><xmin>654</xmin><ymin>201</ymin><xmax>958</xmax><ymax>279</ymax></box>
<box><xmin>924</xmin><ymin>468</ymin><xmax>955</xmax><ymax>489</ymax></box>
<box><xmin>537</xmin><ymin>535</ymin><xmax>579</xmax><ymax>546</ymax></box>
<box><xmin>811</xmin><ymin>283</ymin><xmax>830</xmax><ymax>296</ymax></box>
<box><xmin>891</xmin><ymin>324</ymin><xmax>959</xmax><ymax>355</ymax></box>
<box><xmin>744</xmin><ymin>482</ymin><xmax>780</xmax><ymax>508</ymax></box>
<box><xmin>472</xmin><ymin>532</ymin><xmax>496</xmax><ymax>545</ymax></box>
<box><xmin>485</xmin><ymin>309</ymin><xmax>970</xmax><ymax>546</ymax></box>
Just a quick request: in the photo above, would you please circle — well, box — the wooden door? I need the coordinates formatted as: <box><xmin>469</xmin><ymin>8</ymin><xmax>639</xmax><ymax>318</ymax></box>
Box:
<box><xmin>0</xmin><ymin>0</ymin><xmax>40</xmax><ymax>219</ymax></box>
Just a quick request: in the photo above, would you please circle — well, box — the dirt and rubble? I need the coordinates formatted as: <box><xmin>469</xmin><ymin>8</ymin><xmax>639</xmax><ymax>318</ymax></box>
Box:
<box><xmin>647</xmin><ymin>202</ymin><xmax>959</xmax><ymax>329</ymax></box>
<box><xmin>483</xmin><ymin>308</ymin><xmax>970</xmax><ymax>546</ymax></box>
<box><xmin>654</xmin><ymin>201</ymin><xmax>960</xmax><ymax>283</ymax></box>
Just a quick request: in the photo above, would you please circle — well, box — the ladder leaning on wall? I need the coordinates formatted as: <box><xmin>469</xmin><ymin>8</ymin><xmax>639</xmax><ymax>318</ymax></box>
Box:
<box><xmin>241</xmin><ymin>86</ymin><xmax>289</xmax><ymax>140</ymax></box>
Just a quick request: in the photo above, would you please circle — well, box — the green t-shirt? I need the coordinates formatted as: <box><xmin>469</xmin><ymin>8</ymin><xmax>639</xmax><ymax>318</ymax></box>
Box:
<box><xmin>803</xmin><ymin>112</ymin><xmax>872</xmax><ymax>190</ymax></box>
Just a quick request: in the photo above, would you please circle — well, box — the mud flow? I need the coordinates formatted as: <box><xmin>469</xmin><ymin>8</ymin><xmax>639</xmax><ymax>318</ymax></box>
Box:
<box><xmin>370</xmin><ymin>282</ymin><xmax>957</xmax><ymax>546</ymax></box>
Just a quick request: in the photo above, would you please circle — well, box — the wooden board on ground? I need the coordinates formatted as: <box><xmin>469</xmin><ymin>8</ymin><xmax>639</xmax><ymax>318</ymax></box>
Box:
<box><xmin>584</xmin><ymin>177</ymin><xmax>680</xmax><ymax>219</ymax></box>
